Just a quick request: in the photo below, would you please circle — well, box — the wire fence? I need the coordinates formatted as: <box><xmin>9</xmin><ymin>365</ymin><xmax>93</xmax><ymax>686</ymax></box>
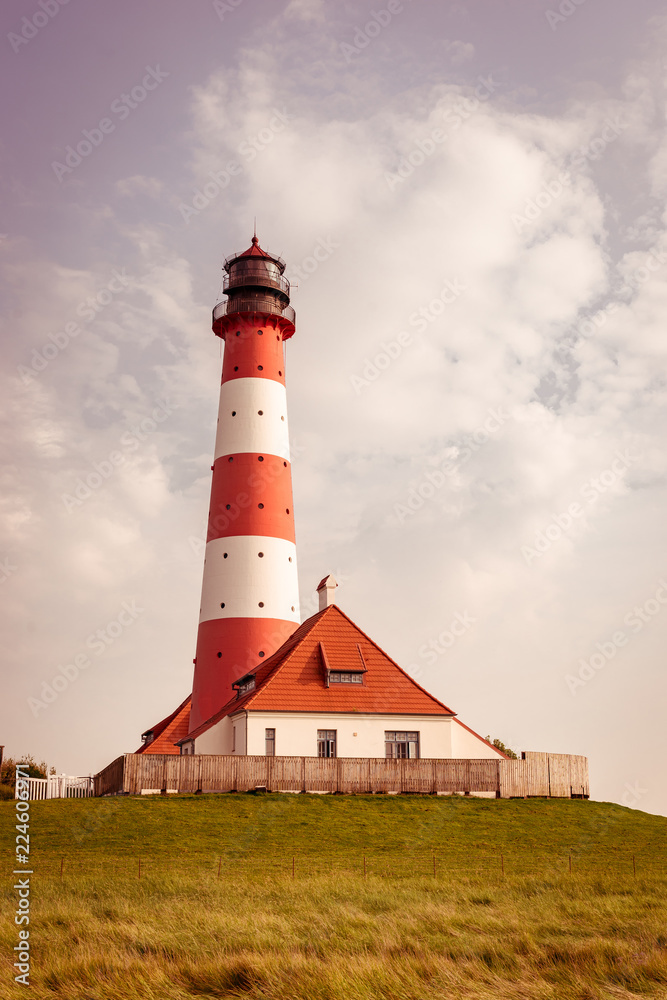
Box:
<box><xmin>26</xmin><ymin>850</ymin><xmax>665</xmax><ymax>882</ymax></box>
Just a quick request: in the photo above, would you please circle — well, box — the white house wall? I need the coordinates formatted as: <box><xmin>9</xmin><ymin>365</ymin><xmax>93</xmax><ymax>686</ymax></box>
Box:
<box><xmin>192</xmin><ymin>711</ymin><xmax>504</xmax><ymax>760</ymax></box>
<box><xmin>246</xmin><ymin>712</ymin><xmax>452</xmax><ymax>759</ymax></box>
<box><xmin>451</xmin><ymin>718</ymin><xmax>505</xmax><ymax>759</ymax></box>
<box><xmin>194</xmin><ymin>714</ymin><xmax>236</xmax><ymax>755</ymax></box>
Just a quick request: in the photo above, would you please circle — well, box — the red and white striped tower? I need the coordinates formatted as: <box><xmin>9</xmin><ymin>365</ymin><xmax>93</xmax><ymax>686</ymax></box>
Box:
<box><xmin>189</xmin><ymin>236</ymin><xmax>300</xmax><ymax>732</ymax></box>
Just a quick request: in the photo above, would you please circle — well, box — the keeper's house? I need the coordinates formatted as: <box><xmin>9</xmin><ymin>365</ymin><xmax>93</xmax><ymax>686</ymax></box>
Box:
<box><xmin>137</xmin><ymin>587</ymin><xmax>506</xmax><ymax>763</ymax></box>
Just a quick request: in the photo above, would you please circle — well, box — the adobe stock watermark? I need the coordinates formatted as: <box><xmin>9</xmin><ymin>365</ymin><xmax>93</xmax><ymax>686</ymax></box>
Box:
<box><xmin>521</xmin><ymin>448</ymin><xmax>639</xmax><ymax>566</ymax></box>
<box><xmin>545</xmin><ymin>0</ymin><xmax>587</xmax><ymax>31</ymax></box>
<box><xmin>8</xmin><ymin>0</ymin><xmax>72</xmax><ymax>55</ymax></box>
<box><xmin>17</xmin><ymin>269</ymin><xmax>131</xmax><ymax>384</ymax></box>
<box><xmin>340</xmin><ymin>0</ymin><xmax>410</xmax><ymax>64</ymax></box>
<box><xmin>71</xmin><ymin>796</ymin><xmax>121</xmax><ymax>844</ymax></box>
<box><xmin>13</xmin><ymin>767</ymin><xmax>31</xmax><ymax>986</ymax></box>
<box><xmin>0</xmin><ymin>557</ymin><xmax>17</xmax><ymax>584</ymax></box>
<box><xmin>178</xmin><ymin>108</ymin><xmax>294</xmax><ymax>224</ymax></box>
<box><xmin>61</xmin><ymin>398</ymin><xmax>175</xmax><ymax>513</ymax></box>
<box><xmin>213</xmin><ymin>0</ymin><xmax>244</xmax><ymax>20</ymax></box>
<box><xmin>188</xmin><ymin>438</ymin><xmax>306</xmax><ymax>556</ymax></box>
<box><xmin>287</xmin><ymin>235</ymin><xmax>340</xmax><ymax>284</ymax></box>
<box><xmin>513</xmin><ymin>118</ymin><xmax>626</xmax><ymax>234</ymax></box>
<box><xmin>565</xmin><ymin>579</ymin><xmax>667</xmax><ymax>695</ymax></box>
<box><xmin>350</xmin><ymin>278</ymin><xmax>468</xmax><ymax>394</ymax></box>
<box><xmin>407</xmin><ymin>611</ymin><xmax>476</xmax><ymax>681</ymax></box>
<box><xmin>51</xmin><ymin>66</ymin><xmax>169</xmax><ymax>181</ymax></box>
<box><xmin>393</xmin><ymin>406</ymin><xmax>511</xmax><ymax>523</ymax></box>
<box><xmin>619</xmin><ymin>780</ymin><xmax>648</xmax><ymax>810</ymax></box>
<box><xmin>385</xmin><ymin>76</ymin><xmax>500</xmax><ymax>192</ymax></box>
<box><xmin>27</xmin><ymin>599</ymin><xmax>144</xmax><ymax>716</ymax></box>
<box><xmin>555</xmin><ymin>243</ymin><xmax>667</xmax><ymax>356</ymax></box>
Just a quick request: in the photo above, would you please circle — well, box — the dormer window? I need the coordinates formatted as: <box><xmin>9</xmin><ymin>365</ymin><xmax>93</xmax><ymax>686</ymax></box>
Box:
<box><xmin>320</xmin><ymin>641</ymin><xmax>368</xmax><ymax>688</ymax></box>
<box><xmin>233</xmin><ymin>673</ymin><xmax>256</xmax><ymax>697</ymax></box>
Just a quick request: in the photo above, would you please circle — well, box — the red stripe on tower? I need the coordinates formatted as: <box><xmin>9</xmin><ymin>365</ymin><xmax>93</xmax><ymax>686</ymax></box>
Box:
<box><xmin>189</xmin><ymin>236</ymin><xmax>300</xmax><ymax>733</ymax></box>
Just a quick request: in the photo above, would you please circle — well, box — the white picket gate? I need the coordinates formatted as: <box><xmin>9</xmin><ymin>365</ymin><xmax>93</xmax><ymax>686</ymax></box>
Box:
<box><xmin>15</xmin><ymin>773</ymin><xmax>93</xmax><ymax>800</ymax></box>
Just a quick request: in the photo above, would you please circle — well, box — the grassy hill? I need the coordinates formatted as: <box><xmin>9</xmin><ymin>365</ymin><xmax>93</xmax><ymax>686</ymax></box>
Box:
<box><xmin>1</xmin><ymin>794</ymin><xmax>666</xmax><ymax>999</ymax></box>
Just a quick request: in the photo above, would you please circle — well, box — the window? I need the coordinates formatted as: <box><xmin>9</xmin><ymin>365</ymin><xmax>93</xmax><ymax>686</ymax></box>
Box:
<box><xmin>265</xmin><ymin>728</ymin><xmax>275</xmax><ymax>756</ymax></box>
<box><xmin>317</xmin><ymin>729</ymin><xmax>337</xmax><ymax>758</ymax></box>
<box><xmin>385</xmin><ymin>731</ymin><xmax>420</xmax><ymax>759</ymax></box>
<box><xmin>234</xmin><ymin>673</ymin><xmax>256</xmax><ymax>698</ymax></box>
<box><xmin>328</xmin><ymin>671</ymin><xmax>363</xmax><ymax>684</ymax></box>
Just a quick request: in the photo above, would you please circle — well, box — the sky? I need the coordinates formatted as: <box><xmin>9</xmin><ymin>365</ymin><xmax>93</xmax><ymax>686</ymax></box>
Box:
<box><xmin>1</xmin><ymin>0</ymin><xmax>666</xmax><ymax>817</ymax></box>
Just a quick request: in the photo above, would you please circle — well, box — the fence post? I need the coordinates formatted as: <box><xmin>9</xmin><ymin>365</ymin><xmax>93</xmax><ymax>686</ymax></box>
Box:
<box><xmin>569</xmin><ymin>854</ymin><xmax>572</xmax><ymax>874</ymax></box>
<box><xmin>363</xmin><ymin>855</ymin><xmax>367</xmax><ymax>878</ymax></box>
<box><xmin>633</xmin><ymin>855</ymin><xmax>636</xmax><ymax>877</ymax></box>
<box><xmin>501</xmin><ymin>853</ymin><xmax>504</xmax><ymax>875</ymax></box>
<box><xmin>433</xmin><ymin>855</ymin><xmax>436</xmax><ymax>877</ymax></box>
<box><xmin>292</xmin><ymin>856</ymin><xmax>295</xmax><ymax>880</ymax></box>
<box><xmin>139</xmin><ymin>858</ymin><xmax>141</xmax><ymax>880</ymax></box>
<box><xmin>217</xmin><ymin>857</ymin><xmax>222</xmax><ymax>879</ymax></box>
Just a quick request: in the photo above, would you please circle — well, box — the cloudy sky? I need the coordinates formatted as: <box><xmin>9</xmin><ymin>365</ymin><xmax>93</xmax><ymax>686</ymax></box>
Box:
<box><xmin>2</xmin><ymin>0</ymin><xmax>666</xmax><ymax>816</ymax></box>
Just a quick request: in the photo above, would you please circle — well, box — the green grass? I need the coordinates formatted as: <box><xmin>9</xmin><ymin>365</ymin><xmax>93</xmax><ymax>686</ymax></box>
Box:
<box><xmin>1</xmin><ymin>794</ymin><xmax>666</xmax><ymax>999</ymax></box>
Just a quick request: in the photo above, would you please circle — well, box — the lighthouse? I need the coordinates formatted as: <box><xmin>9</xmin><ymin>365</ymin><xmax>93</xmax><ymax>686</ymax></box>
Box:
<box><xmin>188</xmin><ymin>235</ymin><xmax>301</xmax><ymax>733</ymax></box>
<box><xmin>131</xmin><ymin>237</ymin><xmax>509</xmax><ymax>770</ymax></box>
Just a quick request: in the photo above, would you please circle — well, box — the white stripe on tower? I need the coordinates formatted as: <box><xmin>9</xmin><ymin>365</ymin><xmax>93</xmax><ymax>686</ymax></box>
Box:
<box><xmin>213</xmin><ymin>378</ymin><xmax>290</xmax><ymax>461</ymax></box>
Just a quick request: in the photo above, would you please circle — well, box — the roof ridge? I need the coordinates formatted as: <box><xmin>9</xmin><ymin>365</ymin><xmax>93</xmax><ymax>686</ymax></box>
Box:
<box><xmin>143</xmin><ymin>692</ymin><xmax>192</xmax><ymax>735</ymax></box>
<box><xmin>186</xmin><ymin>604</ymin><xmax>456</xmax><ymax>740</ymax></box>
<box><xmin>323</xmin><ymin>605</ymin><xmax>456</xmax><ymax>715</ymax></box>
<box><xmin>135</xmin><ymin>693</ymin><xmax>192</xmax><ymax>753</ymax></box>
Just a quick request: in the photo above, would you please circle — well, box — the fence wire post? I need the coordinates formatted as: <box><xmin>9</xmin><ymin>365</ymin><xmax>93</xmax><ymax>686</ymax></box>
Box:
<box><xmin>501</xmin><ymin>853</ymin><xmax>504</xmax><ymax>875</ymax></box>
<box><xmin>433</xmin><ymin>855</ymin><xmax>436</xmax><ymax>877</ymax></box>
<box><xmin>569</xmin><ymin>854</ymin><xmax>572</xmax><ymax>874</ymax></box>
<box><xmin>292</xmin><ymin>855</ymin><xmax>295</xmax><ymax>880</ymax></box>
<box><xmin>217</xmin><ymin>857</ymin><xmax>222</xmax><ymax>879</ymax></box>
<box><xmin>363</xmin><ymin>855</ymin><xmax>366</xmax><ymax>878</ymax></box>
<box><xmin>633</xmin><ymin>854</ymin><xmax>636</xmax><ymax>877</ymax></box>
<box><xmin>139</xmin><ymin>858</ymin><xmax>141</xmax><ymax>880</ymax></box>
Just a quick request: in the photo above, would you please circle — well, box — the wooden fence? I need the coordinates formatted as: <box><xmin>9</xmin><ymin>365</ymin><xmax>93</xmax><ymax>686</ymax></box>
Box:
<box><xmin>94</xmin><ymin>751</ymin><xmax>589</xmax><ymax>799</ymax></box>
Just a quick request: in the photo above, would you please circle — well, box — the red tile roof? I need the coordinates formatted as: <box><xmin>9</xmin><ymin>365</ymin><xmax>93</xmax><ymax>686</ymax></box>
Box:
<box><xmin>135</xmin><ymin>695</ymin><xmax>191</xmax><ymax>754</ymax></box>
<box><xmin>187</xmin><ymin>605</ymin><xmax>455</xmax><ymax>740</ymax></box>
<box><xmin>237</xmin><ymin>235</ymin><xmax>273</xmax><ymax>260</ymax></box>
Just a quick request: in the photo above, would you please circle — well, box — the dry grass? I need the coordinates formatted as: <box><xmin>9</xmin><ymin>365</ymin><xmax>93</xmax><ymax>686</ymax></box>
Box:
<box><xmin>1</xmin><ymin>795</ymin><xmax>666</xmax><ymax>998</ymax></box>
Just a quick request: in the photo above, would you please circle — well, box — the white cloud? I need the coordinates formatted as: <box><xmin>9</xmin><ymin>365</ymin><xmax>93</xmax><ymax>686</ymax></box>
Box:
<box><xmin>442</xmin><ymin>39</ymin><xmax>475</xmax><ymax>66</ymax></box>
<box><xmin>283</xmin><ymin>0</ymin><xmax>326</xmax><ymax>21</ymax></box>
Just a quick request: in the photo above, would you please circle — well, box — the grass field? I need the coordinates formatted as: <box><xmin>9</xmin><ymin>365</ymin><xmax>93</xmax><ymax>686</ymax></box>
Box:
<box><xmin>1</xmin><ymin>793</ymin><xmax>666</xmax><ymax>999</ymax></box>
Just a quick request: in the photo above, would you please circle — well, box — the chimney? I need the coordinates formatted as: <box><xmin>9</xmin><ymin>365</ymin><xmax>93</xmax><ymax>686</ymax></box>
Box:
<box><xmin>316</xmin><ymin>574</ymin><xmax>338</xmax><ymax>611</ymax></box>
